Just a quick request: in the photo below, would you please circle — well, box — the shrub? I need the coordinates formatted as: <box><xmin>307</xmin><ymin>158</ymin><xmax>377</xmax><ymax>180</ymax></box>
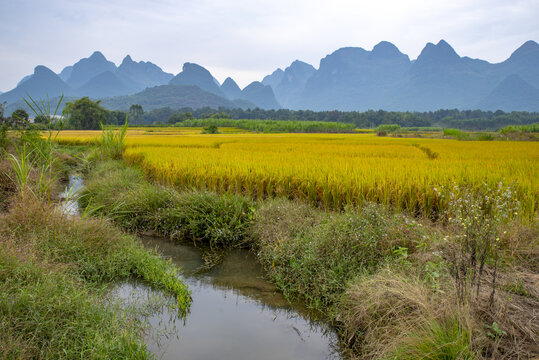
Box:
<box><xmin>202</xmin><ymin>124</ymin><xmax>219</xmax><ymax>134</ymax></box>
<box><xmin>253</xmin><ymin>199</ymin><xmax>433</xmax><ymax>309</ymax></box>
<box><xmin>375</xmin><ymin>124</ymin><xmax>401</xmax><ymax>136</ymax></box>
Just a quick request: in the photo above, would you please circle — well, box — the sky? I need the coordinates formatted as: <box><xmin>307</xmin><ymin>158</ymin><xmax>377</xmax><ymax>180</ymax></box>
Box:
<box><xmin>0</xmin><ymin>0</ymin><xmax>538</xmax><ymax>92</ymax></box>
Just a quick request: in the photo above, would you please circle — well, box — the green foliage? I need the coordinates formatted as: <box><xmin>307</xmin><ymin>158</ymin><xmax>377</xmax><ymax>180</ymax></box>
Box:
<box><xmin>201</xmin><ymin>124</ymin><xmax>219</xmax><ymax>134</ymax></box>
<box><xmin>80</xmin><ymin>160</ymin><xmax>255</xmax><ymax>249</ymax></box>
<box><xmin>181</xmin><ymin>118</ymin><xmax>356</xmax><ymax>133</ymax></box>
<box><xmin>485</xmin><ymin>322</ymin><xmax>507</xmax><ymax>341</ymax></box>
<box><xmin>11</xmin><ymin>108</ymin><xmax>29</xmax><ymax>122</ymax></box>
<box><xmin>375</xmin><ymin>124</ymin><xmax>402</xmax><ymax>136</ymax></box>
<box><xmin>167</xmin><ymin>111</ymin><xmax>194</xmax><ymax>124</ymax></box>
<box><xmin>0</xmin><ymin>124</ymin><xmax>8</xmax><ymax>150</ymax></box>
<box><xmin>65</xmin><ymin>97</ymin><xmax>107</xmax><ymax>130</ymax></box>
<box><xmin>499</xmin><ymin>122</ymin><xmax>539</xmax><ymax>134</ymax></box>
<box><xmin>404</xmin><ymin>126</ymin><xmax>443</xmax><ymax>131</ymax></box>
<box><xmin>388</xmin><ymin>316</ymin><xmax>476</xmax><ymax>360</ymax></box>
<box><xmin>443</xmin><ymin>128</ymin><xmax>463</xmax><ymax>137</ymax></box>
<box><xmin>129</xmin><ymin>104</ymin><xmax>143</xmax><ymax>123</ymax></box>
<box><xmin>0</xmin><ymin>195</ymin><xmax>191</xmax><ymax>358</ymax></box>
<box><xmin>106</xmin><ymin>110</ymin><xmax>128</xmax><ymax>126</ymax></box>
<box><xmin>100</xmin><ymin>119</ymin><xmax>128</xmax><ymax>160</ymax></box>
<box><xmin>6</xmin><ymin>144</ymin><xmax>34</xmax><ymax>194</ymax></box>
<box><xmin>253</xmin><ymin>199</ymin><xmax>432</xmax><ymax>309</ymax></box>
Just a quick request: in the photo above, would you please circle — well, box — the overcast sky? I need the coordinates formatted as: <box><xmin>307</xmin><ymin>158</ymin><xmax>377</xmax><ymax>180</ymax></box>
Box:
<box><xmin>1</xmin><ymin>0</ymin><xmax>538</xmax><ymax>92</ymax></box>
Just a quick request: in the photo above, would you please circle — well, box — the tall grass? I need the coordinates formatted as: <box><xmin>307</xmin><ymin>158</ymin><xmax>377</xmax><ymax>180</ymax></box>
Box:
<box><xmin>100</xmin><ymin>119</ymin><xmax>128</xmax><ymax>160</ymax></box>
<box><xmin>6</xmin><ymin>144</ymin><xmax>34</xmax><ymax>194</ymax></box>
<box><xmin>0</xmin><ymin>194</ymin><xmax>191</xmax><ymax>358</ymax></box>
<box><xmin>79</xmin><ymin>160</ymin><xmax>255</xmax><ymax>249</ymax></box>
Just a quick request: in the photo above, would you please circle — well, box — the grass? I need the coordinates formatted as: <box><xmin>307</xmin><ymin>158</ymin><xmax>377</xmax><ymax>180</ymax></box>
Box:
<box><xmin>76</xmin><ymin>150</ymin><xmax>539</xmax><ymax>359</ymax></box>
<box><xmin>80</xmin><ymin>160</ymin><xmax>255</xmax><ymax>249</ymax></box>
<box><xmin>338</xmin><ymin>267</ymin><xmax>478</xmax><ymax>360</ymax></box>
<box><xmin>252</xmin><ymin>199</ymin><xmax>436</xmax><ymax>309</ymax></box>
<box><xmin>40</xmin><ymin>125</ymin><xmax>539</xmax><ymax>359</ymax></box>
<box><xmin>0</xmin><ymin>124</ymin><xmax>191</xmax><ymax>358</ymax></box>
<box><xmin>100</xmin><ymin>120</ymin><xmax>128</xmax><ymax>160</ymax></box>
<box><xmin>0</xmin><ymin>190</ymin><xmax>191</xmax><ymax>358</ymax></box>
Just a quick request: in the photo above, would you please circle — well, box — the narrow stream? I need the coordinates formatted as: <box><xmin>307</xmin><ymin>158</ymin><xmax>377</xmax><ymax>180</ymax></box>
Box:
<box><xmin>115</xmin><ymin>236</ymin><xmax>342</xmax><ymax>360</ymax></box>
<box><xmin>63</xmin><ymin>175</ymin><xmax>342</xmax><ymax>359</ymax></box>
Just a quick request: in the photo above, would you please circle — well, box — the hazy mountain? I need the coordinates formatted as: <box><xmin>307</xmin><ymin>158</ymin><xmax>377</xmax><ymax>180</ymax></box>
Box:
<box><xmin>66</xmin><ymin>51</ymin><xmax>117</xmax><ymax>89</ymax></box>
<box><xmin>497</xmin><ymin>40</ymin><xmax>539</xmax><ymax>88</ymax></box>
<box><xmin>169</xmin><ymin>63</ymin><xmax>224</xmax><ymax>97</ymax></box>
<box><xmin>17</xmin><ymin>74</ymin><xmax>34</xmax><ymax>87</ymax></box>
<box><xmin>100</xmin><ymin>84</ymin><xmax>252</xmax><ymax>111</ymax></box>
<box><xmin>262</xmin><ymin>68</ymin><xmax>284</xmax><ymax>89</ymax></box>
<box><xmin>3</xmin><ymin>41</ymin><xmax>539</xmax><ymax>112</ymax></box>
<box><xmin>477</xmin><ymin>74</ymin><xmax>539</xmax><ymax>111</ymax></box>
<box><xmin>292</xmin><ymin>40</ymin><xmax>539</xmax><ymax>111</ymax></box>
<box><xmin>75</xmin><ymin>71</ymin><xmax>130</xmax><ymax>98</ymax></box>
<box><xmin>388</xmin><ymin>40</ymin><xmax>494</xmax><ymax>110</ymax></box>
<box><xmin>296</xmin><ymin>42</ymin><xmax>412</xmax><ymax>110</ymax></box>
<box><xmin>241</xmin><ymin>81</ymin><xmax>280</xmax><ymax>109</ymax></box>
<box><xmin>272</xmin><ymin>60</ymin><xmax>316</xmax><ymax>107</ymax></box>
<box><xmin>0</xmin><ymin>65</ymin><xmax>72</xmax><ymax>104</ymax></box>
<box><xmin>59</xmin><ymin>66</ymin><xmax>73</xmax><ymax>82</ymax></box>
<box><xmin>116</xmin><ymin>55</ymin><xmax>173</xmax><ymax>93</ymax></box>
<box><xmin>220</xmin><ymin>77</ymin><xmax>242</xmax><ymax>99</ymax></box>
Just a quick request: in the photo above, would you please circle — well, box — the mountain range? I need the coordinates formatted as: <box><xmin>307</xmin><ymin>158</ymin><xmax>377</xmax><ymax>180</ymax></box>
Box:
<box><xmin>1</xmin><ymin>40</ymin><xmax>538</xmax><ymax>113</ymax></box>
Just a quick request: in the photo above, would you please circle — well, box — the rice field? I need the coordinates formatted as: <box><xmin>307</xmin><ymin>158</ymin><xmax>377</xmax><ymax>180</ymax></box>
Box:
<box><xmin>55</xmin><ymin>129</ymin><xmax>539</xmax><ymax>219</ymax></box>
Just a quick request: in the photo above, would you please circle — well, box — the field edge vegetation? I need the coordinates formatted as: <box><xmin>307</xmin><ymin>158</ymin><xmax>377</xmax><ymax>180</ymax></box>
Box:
<box><xmin>80</xmin><ymin>155</ymin><xmax>538</xmax><ymax>359</ymax></box>
<box><xmin>0</xmin><ymin>128</ymin><xmax>191</xmax><ymax>359</ymax></box>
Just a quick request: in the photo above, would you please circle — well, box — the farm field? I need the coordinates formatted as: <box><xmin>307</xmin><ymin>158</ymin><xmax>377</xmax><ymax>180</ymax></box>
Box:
<box><xmin>56</xmin><ymin>129</ymin><xmax>539</xmax><ymax>219</ymax></box>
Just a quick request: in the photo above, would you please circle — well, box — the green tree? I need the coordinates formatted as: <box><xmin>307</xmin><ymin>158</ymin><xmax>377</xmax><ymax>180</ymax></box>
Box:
<box><xmin>12</xmin><ymin>109</ymin><xmax>29</xmax><ymax>122</ymax></box>
<box><xmin>0</xmin><ymin>101</ymin><xmax>6</xmax><ymax>122</ymax></box>
<box><xmin>33</xmin><ymin>115</ymin><xmax>48</xmax><ymax>123</ymax></box>
<box><xmin>65</xmin><ymin>97</ymin><xmax>107</xmax><ymax>130</ymax></box>
<box><xmin>129</xmin><ymin>104</ymin><xmax>144</xmax><ymax>124</ymax></box>
<box><xmin>167</xmin><ymin>112</ymin><xmax>194</xmax><ymax>124</ymax></box>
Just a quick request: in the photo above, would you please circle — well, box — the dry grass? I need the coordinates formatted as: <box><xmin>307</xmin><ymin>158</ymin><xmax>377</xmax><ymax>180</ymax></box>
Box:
<box><xmin>339</xmin><ymin>267</ymin><xmax>479</xmax><ymax>359</ymax></box>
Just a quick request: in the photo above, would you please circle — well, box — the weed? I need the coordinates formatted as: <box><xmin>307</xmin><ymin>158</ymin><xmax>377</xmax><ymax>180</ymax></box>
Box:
<box><xmin>100</xmin><ymin>119</ymin><xmax>128</xmax><ymax>160</ymax></box>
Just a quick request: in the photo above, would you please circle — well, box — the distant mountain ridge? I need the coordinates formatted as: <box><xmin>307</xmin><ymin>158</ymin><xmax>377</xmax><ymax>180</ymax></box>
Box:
<box><xmin>1</xmin><ymin>40</ymin><xmax>538</xmax><ymax>112</ymax></box>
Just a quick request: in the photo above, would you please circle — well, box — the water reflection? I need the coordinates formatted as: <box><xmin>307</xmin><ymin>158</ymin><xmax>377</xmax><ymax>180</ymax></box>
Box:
<box><xmin>114</xmin><ymin>236</ymin><xmax>342</xmax><ymax>360</ymax></box>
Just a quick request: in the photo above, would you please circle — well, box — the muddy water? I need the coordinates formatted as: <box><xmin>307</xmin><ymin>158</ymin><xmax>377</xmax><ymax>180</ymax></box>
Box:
<box><xmin>115</xmin><ymin>236</ymin><xmax>342</xmax><ymax>360</ymax></box>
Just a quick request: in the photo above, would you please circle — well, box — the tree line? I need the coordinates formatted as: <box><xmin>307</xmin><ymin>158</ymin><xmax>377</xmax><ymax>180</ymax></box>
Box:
<box><xmin>3</xmin><ymin>97</ymin><xmax>539</xmax><ymax>131</ymax></box>
<box><xmin>137</xmin><ymin>106</ymin><xmax>539</xmax><ymax>130</ymax></box>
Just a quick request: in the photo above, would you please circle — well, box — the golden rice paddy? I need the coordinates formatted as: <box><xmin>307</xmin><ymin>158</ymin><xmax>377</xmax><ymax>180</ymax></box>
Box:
<box><xmin>56</xmin><ymin>128</ymin><xmax>538</xmax><ymax>218</ymax></box>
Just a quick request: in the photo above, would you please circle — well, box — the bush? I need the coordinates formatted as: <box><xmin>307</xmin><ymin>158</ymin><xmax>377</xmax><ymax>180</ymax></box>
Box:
<box><xmin>252</xmin><ymin>199</ymin><xmax>433</xmax><ymax>309</ymax></box>
<box><xmin>202</xmin><ymin>124</ymin><xmax>219</xmax><ymax>134</ymax></box>
<box><xmin>375</xmin><ymin>124</ymin><xmax>401</xmax><ymax>136</ymax></box>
